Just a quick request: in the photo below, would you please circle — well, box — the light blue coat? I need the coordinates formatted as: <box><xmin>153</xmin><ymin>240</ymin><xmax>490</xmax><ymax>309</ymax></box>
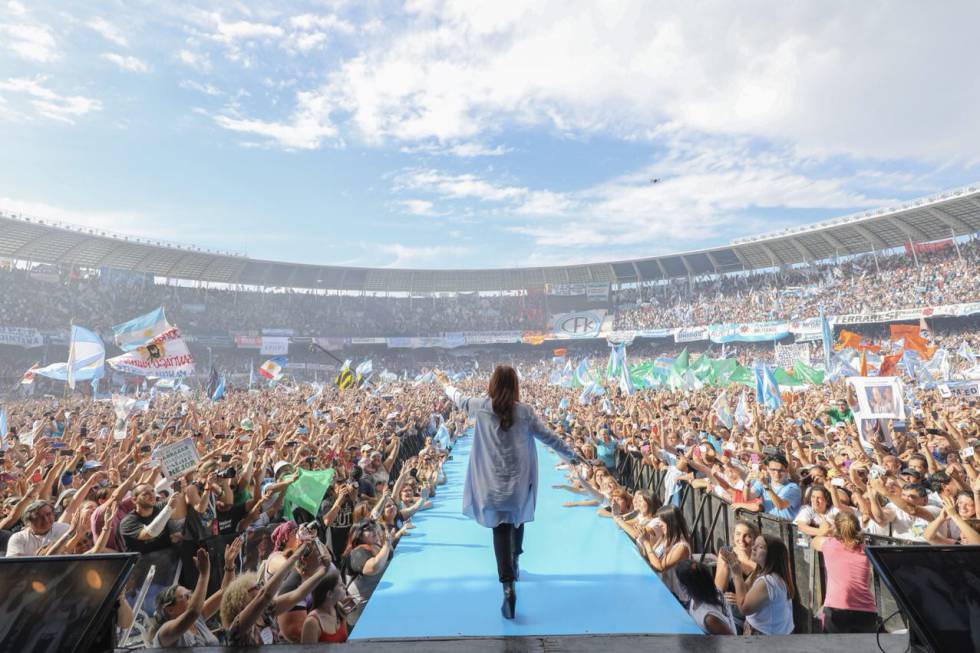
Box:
<box><xmin>447</xmin><ymin>387</ymin><xmax>578</xmax><ymax>528</ymax></box>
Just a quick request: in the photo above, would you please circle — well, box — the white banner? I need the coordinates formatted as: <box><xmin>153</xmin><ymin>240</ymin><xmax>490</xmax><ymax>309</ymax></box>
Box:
<box><xmin>674</xmin><ymin>326</ymin><xmax>710</xmax><ymax>343</ymax></box>
<box><xmin>107</xmin><ymin>327</ymin><xmax>196</xmax><ymax>379</ymax></box>
<box><xmin>151</xmin><ymin>437</ymin><xmax>200</xmax><ymax>478</ymax></box>
<box><xmin>0</xmin><ymin>326</ymin><xmax>44</xmax><ymax>348</ymax></box>
<box><xmin>774</xmin><ymin>343</ymin><xmax>811</xmax><ymax>368</ymax></box>
<box><xmin>552</xmin><ymin>311</ymin><xmax>605</xmax><ymax>338</ymax></box>
<box><xmin>848</xmin><ymin>376</ymin><xmax>906</xmax><ymax>420</ymax></box>
<box><xmin>260</xmin><ymin>336</ymin><xmax>289</xmax><ymax>355</ymax></box>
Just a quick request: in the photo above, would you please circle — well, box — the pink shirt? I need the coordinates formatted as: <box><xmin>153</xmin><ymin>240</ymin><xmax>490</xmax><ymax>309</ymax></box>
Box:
<box><xmin>91</xmin><ymin>496</ymin><xmax>137</xmax><ymax>552</ymax></box>
<box><xmin>821</xmin><ymin>538</ymin><xmax>877</xmax><ymax>613</ymax></box>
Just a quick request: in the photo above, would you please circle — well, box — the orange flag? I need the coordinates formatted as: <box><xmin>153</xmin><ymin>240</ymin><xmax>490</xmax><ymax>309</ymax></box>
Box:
<box><xmin>890</xmin><ymin>324</ymin><xmax>919</xmax><ymax>342</ymax></box>
<box><xmin>879</xmin><ymin>353</ymin><xmax>901</xmax><ymax>377</ymax></box>
<box><xmin>835</xmin><ymin>329</ymin><xmax>864</xmax><ymax>351</ymax></box>
<box><xmin>859</xmin><ymin>349</ymin><xmax>868</xmax><ymax>376</ymax></box>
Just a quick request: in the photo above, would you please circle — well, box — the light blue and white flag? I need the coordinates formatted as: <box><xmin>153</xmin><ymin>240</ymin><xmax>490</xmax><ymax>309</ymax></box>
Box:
<box><xmin>0</xmin><ymin>406</ymin><xmax>7</xmax><ymax>448</ymax></box>
<box><xmin>619</xmin><ymin>354</ymin><xmax>636</xmax><ymax>395</ymax></box>
<box><xmin>558</xmin><ymin>397</ymin><xmax>570</xmax><ymax>410</ymax></box>
<box><xmin>306</xmin><ymin>382</ymin><xmax>324</xmax><ymax>406</ymax></box>
<box><xmin>67</xmin><ymin>325</ymin><xmax>105</xmax><ymax>390</ymax></box>
<box><xmin>925</xmin><ymin>348</ymin><xmax>950</xmax><ymax>381</ymax></box>
<box><xmin>820</xmin><ymin>308</ymin><xmax>833</xmax><ymax>371</ymax></box>
<box><xmin>574</xmin><ymin>357</ymin><xmax>593</xmax><ymax>387</ymax></box>
<box><xmin>112</xmin><ymin>307</ymin><xmax>170</xmax><ymax>352</ymax></box>
<box><xmin>248</xmin><ymin>363</ymin><xmax>255</xmax><ymax>390</ymax></box>
<box><xmin>712</xmin><ymin>390</ymin><xmax>733</xmax><ymax>429</ymax></box>
<box><xmin>211</xmin><ymin>375</ymin><xmax>225</xmax><ymax>401</ymax></box>
<box><xmin>754</xmin><ymin>363</ymin><xmax>782</xmax><ymax>411</ymax></box>
<box><xmin>734</xmin><ymin>391</ymin><xmax>752</xmax><ymax>427</ymax></box>
<box><xmin>356</xmin><ymin>359</ymin><xmax>373</xmax><ymax>377</ymax></box>
<box><xmin>957</xmin><ymin>341</ymin><xmax>976</xmax><ymax>367</ymax></box>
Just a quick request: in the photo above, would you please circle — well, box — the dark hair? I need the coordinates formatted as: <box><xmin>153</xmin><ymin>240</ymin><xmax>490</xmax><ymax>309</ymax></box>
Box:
<box><xmin>756</xmin><ymin>534</ymin><xmax>794</xmax><ymax>599</ymax></box>
<box><xmin>763</xmin><ymin>453</ymin><xmax>789</xmax><ymax>469</ymax></box>
<box><xmin>310</xmin><ymin>571</ymin><xmax>342</xmax><ymax>609</ymax></box>
<box><xmin>675</xmin><ymin>559</ymin><xmax>724</xmax><ymax>607</ymax></box>
<box><xmin>655</xmin><ymin>505</ymin><xmax>690</xmax><ymax>550</ymax></box>
<box><xmin>488</xmin><ymin>365</ymin><xmax>519</xmax><ymax>431</ymax></box>
<box><xmin>634</xmin><ymin>489</ymin><xmax>661</xmax><ymax>518</ymax></box>
<box><xmin>343</xmin><ymin>520</ymin><xmax>377</xmax><ymax>557</ymax></box>
<box><xmin>805</xmin><ymin>485</ymin><xmax>833</xmax><ymax>507</ymax></box>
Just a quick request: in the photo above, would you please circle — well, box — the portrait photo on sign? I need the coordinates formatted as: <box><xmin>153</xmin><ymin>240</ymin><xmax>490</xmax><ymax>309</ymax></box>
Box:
<box><xmin>847</xmin><ymin>376</ymin><xmax>905</xmax><ymax>419</ymax></box>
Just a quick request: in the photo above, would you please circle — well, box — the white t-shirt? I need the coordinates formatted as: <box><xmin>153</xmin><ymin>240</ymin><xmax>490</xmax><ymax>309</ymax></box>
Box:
<box><xmin>795</xmin><ymin>505</ymin><xmax>839</xmax><ymax>528</ymax></box>
<box><xmin>6</xmin><ymin>522</ymin><xmax>71</xmax><ymax>557</ymax></box>
<box><xmin>886</xmin><ymin>502</ymin><xmax>940</xmax><ymax>542</ymax></box>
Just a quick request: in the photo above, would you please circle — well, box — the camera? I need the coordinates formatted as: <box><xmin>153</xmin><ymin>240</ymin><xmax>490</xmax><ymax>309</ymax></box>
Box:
<box><xmin>219</xmin><ymin>468</ymin><xmax>237</xmax><ymax>479</ymax></box>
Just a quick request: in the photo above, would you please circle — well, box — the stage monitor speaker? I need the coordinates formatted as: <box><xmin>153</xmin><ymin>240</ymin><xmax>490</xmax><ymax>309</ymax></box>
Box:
<box><xmin>866</xmin><ymin>545</ymin><xmax>980</xmax><ymax>653</ymax></box>
<box><xmin>0</xmin><ymin>553</ymin><xmax>138</xmax><ymax>653</ymax></box>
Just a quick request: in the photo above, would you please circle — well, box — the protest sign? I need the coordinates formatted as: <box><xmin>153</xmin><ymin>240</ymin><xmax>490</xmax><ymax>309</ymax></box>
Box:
<box><xmin>848</xmin><ymin>376</ymin><xmax>905</xmax><ymax>420</ymax></box>
<box><xmin>151</xmin><ymin>437</ymin><xmax>200</xmax><ymax>478</ymax></box>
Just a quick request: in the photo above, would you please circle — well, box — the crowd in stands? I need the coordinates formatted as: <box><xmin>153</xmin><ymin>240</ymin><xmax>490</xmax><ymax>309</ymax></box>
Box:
<box><xmin>614</xmin><ymin>239</ymin><xmax>980</xmax><ymax>329</ymax></box>
<box><xmin>0</xmin><ymin>267</ymin><xmax>546</xmax><ymax>336</ymax></box>
<box><xmin>2</xmin><ymin>239</ymin><xmax>978</xmax><ymax>341</ymax></box>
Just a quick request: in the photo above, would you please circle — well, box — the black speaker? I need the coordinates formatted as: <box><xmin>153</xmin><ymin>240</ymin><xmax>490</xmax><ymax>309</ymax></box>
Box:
<box><xmin>0</xmin><ymin>553</ymin><xmax>138</xmax><ymax>653</ymax></box>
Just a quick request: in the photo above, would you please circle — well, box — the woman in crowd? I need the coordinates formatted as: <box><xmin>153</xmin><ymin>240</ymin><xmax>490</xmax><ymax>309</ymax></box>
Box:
<box><xmin>434</xmin><ymin>365</ymin><xmax>584</xmax><ymax>620</ymax></box>
<box><xmin>675</xmin><ymin>559</ymin><xmax>737</xmax><ymax>635</ymax></box>
<box><xmin>720</xmin><ymin>534</ymin><xmax>795</xmax><ymax>635</ymax></box>
<box><xmin>613</xmin><ymin>489</ymin><xmax>661</xmax><ymax>540</ymax></box>
<box><xmin>342</xmin><ymin>519</ymin><xmax>393</xmax><ymax>627</ymax></box>
<box><xmin>924</xmin><ymin>490</ymin><xmax>980</xmax><ymax>545</ymax></box>
<box><xmin>638</xmin><ymin>505</ymin><xmax>691</xmax><ymax>600</ymax></box>
<box><xmin>794</xmin><ymin>485</ymin><xmax>838</xmax><ymax>537</ymax></box>
<box><xmin>714</xmin><ymin>519</ymin><xmax>759</xmax><ymax>632</ymax></box>
<box><xmin>810</xmin><ymin>511</ymin><xmax>879</xmax><ymax>633</ymax></box>
<box><xmin>300</xmin><ymin>571</ymin><xmax>351</xmax><ymax>643</ymax></box>
<box><xmin>150</xmin><ymin>548</ymin><xmax>221</xmax><ymax>648</ymax></box>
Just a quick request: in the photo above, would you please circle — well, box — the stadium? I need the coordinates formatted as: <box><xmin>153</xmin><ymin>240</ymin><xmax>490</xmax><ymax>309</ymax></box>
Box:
<box><xmin>2</xmin><ymin>4</ymin><xmax>980</xmax><ymax>653</ymax></box>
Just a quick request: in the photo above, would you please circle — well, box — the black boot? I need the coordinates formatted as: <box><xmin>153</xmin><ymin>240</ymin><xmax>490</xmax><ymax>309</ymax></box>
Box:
<box><xmin>513</xmin><ymin>553</ymin><xmax>520</xmax><ymax>581</ymax></box>
<box><xmin>501</xmin><ymin>581</ymin><xmax>516</xmax><ymax>619</ymax></box>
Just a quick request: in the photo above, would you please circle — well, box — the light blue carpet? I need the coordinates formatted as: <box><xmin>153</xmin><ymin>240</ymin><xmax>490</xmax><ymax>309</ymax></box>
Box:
<box><xmin>350</xmin><ymin>433</ymin><xmax>701</xmax><ymax>639</ymax></box>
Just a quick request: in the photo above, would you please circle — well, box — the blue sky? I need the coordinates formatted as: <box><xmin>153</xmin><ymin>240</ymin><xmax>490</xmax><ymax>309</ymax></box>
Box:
<box><xmin>1</xmin><ymin>1</ymin><xmax>979</xmax><ymax>269</ymax></box>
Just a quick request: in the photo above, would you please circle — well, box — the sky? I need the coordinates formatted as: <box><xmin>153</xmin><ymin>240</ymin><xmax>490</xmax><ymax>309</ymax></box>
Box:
<box><xmin>1</xmin><ymin>1</ymin><xmax>979</xmax><ymax>270</ymax></box>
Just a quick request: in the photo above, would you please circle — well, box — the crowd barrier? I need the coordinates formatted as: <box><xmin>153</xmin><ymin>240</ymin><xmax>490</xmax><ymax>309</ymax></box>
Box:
<box><xmin>612</xmin><ymin>449</ymin><xmax>920</xmax><ymax>634</ymax></box>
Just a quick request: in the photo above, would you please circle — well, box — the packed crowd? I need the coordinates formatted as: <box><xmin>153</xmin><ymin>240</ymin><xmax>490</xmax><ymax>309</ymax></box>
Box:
<box><xmin>1</xmin><ymin>321</ymin><xmax>978</xmax><ymax>642</ymax></box>
<box><xmin>2</xmin><ymin>239</ymin><xmax>978</xmax><ymax>343</ymax></box>
<box><xmin>0</xmin><ymin>384</ymin><xmax>462</xmax><ymax>646</ymax></box>
<box><xmin>0</xmin><ymin>268</ymin><xmax>546</xmax><ymax>336</ymax></box>
<box><xmin>614</xmin><ymin>240</ymin><xmax>980</xmax><ymax>329</ymax></box>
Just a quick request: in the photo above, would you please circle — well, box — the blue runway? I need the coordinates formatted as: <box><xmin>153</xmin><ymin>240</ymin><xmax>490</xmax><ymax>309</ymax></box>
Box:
<box><xmin>351</xmin><ymin>433</ymin><xmax>700</xmax><ymax>639</ymax></box>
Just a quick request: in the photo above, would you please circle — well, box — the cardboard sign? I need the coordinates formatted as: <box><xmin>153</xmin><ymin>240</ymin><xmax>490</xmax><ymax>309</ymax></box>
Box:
<box><xmin>151</xmin><ymin>437</ymin><xmax>200</xmax><ymax>478</ymax></box>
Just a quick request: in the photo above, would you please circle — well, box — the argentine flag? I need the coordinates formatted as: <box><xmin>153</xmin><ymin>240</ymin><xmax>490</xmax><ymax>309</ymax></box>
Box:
<box><xmin>112</xmin><ymin>307</ymin><xmax>170</xmax><ymax>352</ymax></box>
<box><xmin>211</xmin><ymin>375</ymin><xmax>226</xmax><ymax>401</ymax></box>
<box><xmin>67</xmin><ymin>325</ymin><xmax>105</xmax><ymax>390</ymax></box>
<box><xmin>820</xmin><ymin>308</ymin><xmax>833</xmax><ymax>371</ymax></box>
<box><xmin>356</xmin><ymin>360</ymin><xmax>373</xmax><ymax>377</ymax></box>
<box><xmin>754</xmin><ymin>363</ymin><xmax>782</xmax><ymax>411</ymax></box>
<box><xmin>0</xmin><ymin>406</ymin><xmax>7</xmax><ymax>447</ymax></box>
<box><xmin>259</xmin><ymin>356</ymin><xmax>287</xmax><ymax>379</ymax></box>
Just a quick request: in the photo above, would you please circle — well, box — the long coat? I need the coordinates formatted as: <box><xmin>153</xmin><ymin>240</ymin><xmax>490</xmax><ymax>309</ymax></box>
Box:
<box><xmin>448</xmin><ymin>389</ymin><xmax>578</xmax><ymax>528</ymax></box>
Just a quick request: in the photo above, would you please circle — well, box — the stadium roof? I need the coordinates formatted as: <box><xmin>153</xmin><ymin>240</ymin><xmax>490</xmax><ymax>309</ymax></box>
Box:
<box><xmin>2</xmin><ymin>183</ymin><xmax>979</xmax><ymax>293</ymax></box>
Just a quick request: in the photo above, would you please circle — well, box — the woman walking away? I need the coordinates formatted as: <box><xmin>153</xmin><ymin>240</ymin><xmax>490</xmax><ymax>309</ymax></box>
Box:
<box><xmin>435</xmin><ymin>366</ymin><xmax>585</xmax><ymax>620</ymax></box>
<box><xmin>811</xmin><ymin>511</ymin><xmax>880</xmax><ymax>633</ymax></box>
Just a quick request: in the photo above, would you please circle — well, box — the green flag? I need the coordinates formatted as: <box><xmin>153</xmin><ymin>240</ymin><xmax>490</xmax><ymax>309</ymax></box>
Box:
<box><xmin>709</xmin><ymin>358</ymin><xmax>737</xmax><ymax>386</ymax></box>
<box><xmin>792</xmin><ymin>360</ymin><xmax>825</xmax><ymax>386</ymax></box>
<box><xmin>729</xmin><ymin>364</ymin><xmax>755</xmax><ymax>387</ymax></box>
<box><xmin>671</xmin><ymin>348</ymin><xmax>689</xmax><ymax>373</ymax></box>
<box><xmin>282</xmin><ymin>468</ymin><xmax>336</xmax><ymax>520</ymax></box>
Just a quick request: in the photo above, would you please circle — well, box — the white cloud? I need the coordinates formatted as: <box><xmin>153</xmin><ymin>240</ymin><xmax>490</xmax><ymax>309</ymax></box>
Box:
<box><xmin>179</xmin><ymin>79</ymin><xmax>222</xmax><ymax>96</ymax></box>
<box><xmin>395</xmin><ymin>169</ymin><xmax>527</xmax><ymax>202</ymax></box>
<box><xmin>0</xmin><ymin>196</ymin><xmax>165</xmax><ymax>240</ymax></box>
<box><xmin>377</xmin><ymin>242</ymin><xmax>472</xmax><ymax>267</ymax></box>
<box><xmin>398</xmin><ymin>199</ymin><xmax>440</xmax><ymax>216</ymax></box>
<box><xmin>2</xmin><ymin>22</ymin><xmax>59</xmax><ymax>63</ymax></box>
<box><xmin>211</xmin><ymin>89</ymin><xmax>338</xmax><ymax>149</ymax></box>
<box><xmin>87</xmin><ymin>17</ymin><xmax>128</xmax><ymax>47</ymax></box>
<box><xmin>221</xmin><ymin>1</ymin><xmax>980</xmax><ymax>162</ymax></box>
<box><xmin>7</xmin><ymin>1</ymin><xmax>26</xmax><ymax>16</ymax></box>
<box><xmin>288</xmin><ymin>13</ymin><xmax>355</xmax><ymax>34</ymax></box>
<box><xmin>0</xmin><ymin>77</ymin><xmax>101</xmax><ymax>124</ymax></box>
<box><xmin>101</xmin><ymin>53</ymin><xmax>149</xmax><ymax>73</ymax></box>
<box><xmin>176</xmin><ymin>48</ymin><xmax>212</xmax><ymax>72</ymax></box>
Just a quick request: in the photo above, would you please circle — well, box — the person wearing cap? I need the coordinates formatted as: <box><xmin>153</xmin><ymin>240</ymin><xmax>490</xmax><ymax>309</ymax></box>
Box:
<box><xmin>6</xmin><ymin>500</ymin><xmax>70</xmax><ymax>556</ymax></box>
<box><xmin>434</xmin><ymin>365</ymin><xmax>584</xmax><ymax>620</ymax></box>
